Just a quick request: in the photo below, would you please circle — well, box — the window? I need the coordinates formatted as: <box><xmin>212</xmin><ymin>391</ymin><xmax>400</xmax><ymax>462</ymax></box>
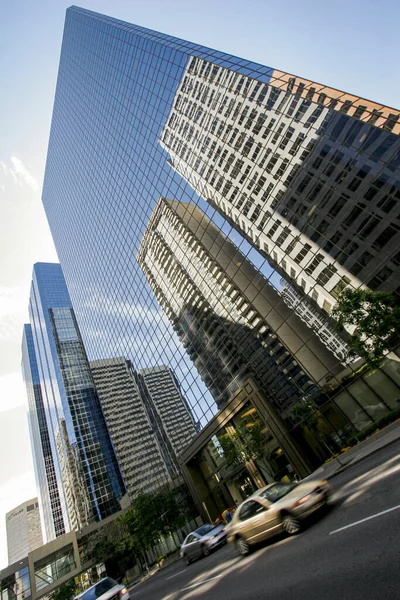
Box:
<box><xmin>372</xmin><ymin>224</ymin><xmax>400</xmax><ymax>250</ymax></box>
<box><xmin>368</xmin><ymin>267</ymin><xmax>393</xmax><ymax>290</ymax></box>
<box><xmin>305</xmin><ymin>253</ymin><xmax>324</xmax><ymax>275</ymax></box>
<box><xmin>296</xmin><ymin>173</ymin><xmax>313</xmax><ymax>194</ymax></box>
<box><xmin>328</xmin><ymin>194</ymin><xmax>349</xmax><ymax>217</ymax></box>
<box><xmin>331</xmin><ymin>276</ymin><xmax>351</xmax><ymax>299</ymax></box>
<box><xmin>342</xmin><ymin>203</ymin><xmax>366</xmax><ymax>228</ymax></box>
<box><xmin>317</xmin><ymin>264</ymin><xmax>337</xmax><ymax>286</ymax></box>
<box><xmin>239</xmin><ymin>500</ymin><xmax>267</xmax><ymax>521</ymax></box>
<box><xmin>294</xmin><ymin>243</ymin><xmax>311</xmax><ymax>264</ymax></box>
<box><xmin>358</xmin><ymin>216</ymin><xmax>382</xmax><ymax>240</ymax></box>
<box><xmin>376</xmin><ymin>196</ymin><xmax>396</xmax><ymax>214</ymax></box>
<box><xmin>276</xmin><ymin>226</ymin><xmax>291</xmax><ymax>246</ymax></box>
<box><xmin>252</xmin><ymin>113</ymin><xmax>268</xmax><ymax>135</ymax></box>
<box><xmin>330</xmin><ymin>115</ymin><xmax>348</xmax><ymax>139</ymax></box>
<box><xmin>271</xmin><ymin>123</ymin><xmax>285</xmax><ymax>144</ymax></box>
<box><xmin>349</xmin><ymin>251</ymin><xmax>372</xmax><ymax>276</ymax></box>
<box><xmin>323</xmin><ymin>300</ymin><xmax>333</xmax><ymax>313</ymax></box>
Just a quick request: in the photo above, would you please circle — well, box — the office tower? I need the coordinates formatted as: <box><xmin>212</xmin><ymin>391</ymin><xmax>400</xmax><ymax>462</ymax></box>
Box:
<box><xmin>160</xmin><ymin>56</ymin><xmax>400</xmax><ymax>317</ymax></box>
<box><xmin>137</xmin><ymin>197</ymin><xmax>351</xmax><ymax>456</ymax></box>
<box><xmin>90</xmin><ymin>357</ymin><xmax>194</xmax><ymax>498</ymax></box>
<box><xmin>22</xmin><ymin>325</ymin><xmax>66</xmax><ymax>542</ymax></box>
<box><xmin>24</xmin><ymin>263</ymin><xmax>125</xmax><ymax>535</ymax></box>
<box><xmin>43</xmin><ymin>7</ymin><xmax>400</xmax><ymax>462</ymax></box>
<box><xmin>6</xmin><ymin>499</ymin><xmax>43</xmax><ymax>564</ymax></box>
<box><xmin>138</xmin><ymin>365</ymin><xmax>198</xmax><ymax>457</ymax></box>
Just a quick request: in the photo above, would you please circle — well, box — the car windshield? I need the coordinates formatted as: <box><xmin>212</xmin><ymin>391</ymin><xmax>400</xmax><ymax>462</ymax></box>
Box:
<box><xmin>80</xmin><ymin>579</ymin><xmax>118</xmax><ymax>600</ymax></box>
<box><xmin>261</xmin><ymin>483</ymin><xmax>297</xmax><ymax>503</ymax></box>
<box><xmin>195</xmin><ymin>524</ymin><xmax>215</xmax><ymax>536</ymax></box>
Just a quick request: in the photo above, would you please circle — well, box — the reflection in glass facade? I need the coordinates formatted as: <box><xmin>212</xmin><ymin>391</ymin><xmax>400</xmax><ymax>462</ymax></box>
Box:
<box><xmin>43</xmin><ymin>6</ymin><xmax>400</xmax><ymax>483</ymax></box>
<box><xmin>0</xmin><ymin>560</ymin><xmax>30</xmax><ymax>600</ymax></box>
<box><xmin>24</xmin><ymin>263</ymin><xmax>125</xmax><ymax>536</ymax></box>
<box><xmin>90</xmin><ymin>358</ymin><xmax>198</xmax><ymax>498</ymax></box>
<box><xmin>22</xmin><ymin>325</ymin><xmax>66</xmax><ymax>542</ymax></box>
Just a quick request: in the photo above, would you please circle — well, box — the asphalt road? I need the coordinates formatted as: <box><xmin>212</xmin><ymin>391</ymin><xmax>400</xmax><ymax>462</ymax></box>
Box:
<box><xmin>129</xmin><ymin>441</ymin><xmax>400</xmax><ymax>600</ymax></box>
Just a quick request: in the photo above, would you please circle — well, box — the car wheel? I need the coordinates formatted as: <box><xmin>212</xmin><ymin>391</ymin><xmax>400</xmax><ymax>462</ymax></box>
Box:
<box><xmin>183</xmin><ymin>554</ymin><xmax>191</xmax><ymax>566</ymax></box>
<box><xmin>235</xmin><ymin>536</ymin><xmax>250</xmax><ymax>556</ymax></box>
<box><xmin>282</xmin><ymin>513</ymin><xmax>301</xmax><ymax>535</ymax></box>
<box><xmin>202</xmin><ymin>545</ymin><xmax>210</xmax><ymax>557</ymax></box>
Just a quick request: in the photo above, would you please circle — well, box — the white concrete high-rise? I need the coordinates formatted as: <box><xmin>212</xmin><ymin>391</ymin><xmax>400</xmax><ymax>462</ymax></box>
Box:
<box><xmin>138</xmin><ymin>365</ymin><xmax>199</xmax><ymax>458</ymax></box>
<box><xmin>160</xmin><ymin>57</ymin><xmax>400</xmax><ymax>319</ymax></box>
<box><xmin>90</xmin><ymin>358</ymin><xmax>197</xmax><ymax>499</ymax></box>
<box><xmin>6</xmin><ymin>499</ymin><xmax>43</xmax><ymax>565</ymax></box>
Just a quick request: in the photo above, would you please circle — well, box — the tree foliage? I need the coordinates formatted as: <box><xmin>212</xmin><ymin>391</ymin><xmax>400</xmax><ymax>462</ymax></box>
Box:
<box><xmin>117</xmin><ymin>489</ymin><xmax>194</xmax><ymax>555</ymax></box>
<box><xmin>218</xmin><ymin>420</ymin><xmax>274</xmax><ymax>481</ymax></box>
<box><xmin>49</xmin><ymin>579</ymin><xmax>76</xmax><ymax>600</ymax></box>
<box><xmin>331</xmin><ymin>288</ymin><xmax>400</xmax><ymax>367</ymax></box>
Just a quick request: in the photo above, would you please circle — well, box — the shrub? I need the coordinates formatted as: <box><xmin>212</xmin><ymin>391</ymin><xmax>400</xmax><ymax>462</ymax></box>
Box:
<box><xmin>347</xmin><ymin>406</ymin><xmax>400</xmax><ymax>445</ymax></box>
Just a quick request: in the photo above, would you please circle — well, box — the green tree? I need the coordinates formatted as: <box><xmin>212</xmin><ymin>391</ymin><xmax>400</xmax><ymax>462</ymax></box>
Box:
<box><xmin>118</xmin><ymin>489</ymin><xmax>195</xmax><ymax>558</ymax></box>
<box><xmin>218</xmin><ymin>420</ymin><xmax>274</xmax><ymax>482</ymax></box>
<box><xmin>49</xmin><ymin>579</ymin><xmax>76</xmax><ymax>600</ymax></box>
<box><xmin>331</xmin><ymin>288</ymin><xmax>400</xmax><ymax>367</ymax></box>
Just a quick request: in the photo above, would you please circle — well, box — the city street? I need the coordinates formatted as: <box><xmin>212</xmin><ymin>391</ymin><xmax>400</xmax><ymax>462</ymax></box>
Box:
<box><xmin>129</xmin><ymin>442</ymin><xmax>400</xmax><ymax>600</ymax></box>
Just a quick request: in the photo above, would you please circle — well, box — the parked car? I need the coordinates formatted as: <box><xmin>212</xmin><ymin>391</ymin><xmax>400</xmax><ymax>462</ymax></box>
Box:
<box><xmin>227</xmin><ymin>479</ymin><xmax>330</xmax><ymax>556</ymax></box>
<box><xmin>181</xmin><ymin>523</ymin><xmax>227</xmax><ymax>565</ymax></box>
<box><xmin>74</xmin><ymin>578</ymin><xmax>130</xmax><ymax>600</ymax></box>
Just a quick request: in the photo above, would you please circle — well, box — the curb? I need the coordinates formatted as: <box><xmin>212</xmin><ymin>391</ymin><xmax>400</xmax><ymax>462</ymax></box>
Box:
<box><xmin>323</xmin><ymin>436</ymin><xmax>400</xmax><ymax>481</ymax></box>
<box><xmin>128</xmin><ymin>554</ymin><xmax>181</xmax><ymax>589</ymax></box>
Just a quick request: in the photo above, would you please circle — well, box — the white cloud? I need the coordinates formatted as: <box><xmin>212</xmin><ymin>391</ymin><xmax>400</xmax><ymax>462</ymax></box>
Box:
<box><xmin>0</xmin><ymin>286</ymin><xmax>28</xmax><ymax>343</ymax></box>
<box><xmin>0</xmin><ymin>156</ymin><xmax>39</xmax><ymax>194</ymax></box>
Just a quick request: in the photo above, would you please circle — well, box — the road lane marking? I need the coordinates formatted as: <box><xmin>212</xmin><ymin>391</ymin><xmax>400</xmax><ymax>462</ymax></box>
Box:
<box><xmin>166</xmin><ymin>569</ymin><xmax>187</xmax><ymax>580</ymax></box>
<box><xmin>181</xmin><ymin>574</ymin><xmax>222</xmax><ymax>591</ymax></box>
<box><xmin>329</xmin><ymin>503</ymin><xmax>400</xmax><ymax>535</ymax></box>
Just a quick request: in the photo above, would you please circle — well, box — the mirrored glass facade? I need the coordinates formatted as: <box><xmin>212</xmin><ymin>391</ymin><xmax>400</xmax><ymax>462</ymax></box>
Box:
<box><xmin>22</xmin><ymin>325</ymin><xmax>66</xmax><ymax>542</ymax></box>
<box><xmin>24</xmin><ymin>263</ymin><xmax>125</xmax><ymax>536</ymax></box>
<box><xmin>43</xmin><ymin>7</ymin><xmax>400</xmax><ymax>481</ymax></box>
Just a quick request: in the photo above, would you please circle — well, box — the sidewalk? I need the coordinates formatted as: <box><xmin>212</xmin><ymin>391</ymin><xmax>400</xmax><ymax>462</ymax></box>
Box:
<box><xmin>127</xmin><ymin>551</ymin><xmax>182</xmax><ymax>589</ymax></box>
<box><xmin>309</xmin><ymin>418</ymin><xmax>400</xmax><ymax>480</ymax></box>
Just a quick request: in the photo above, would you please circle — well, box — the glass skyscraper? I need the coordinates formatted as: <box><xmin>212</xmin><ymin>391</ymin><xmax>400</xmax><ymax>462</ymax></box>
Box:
<box><xmin>42</xmin><ymin>7</ymin><xmax>400</xmax><ymax>475</ymax></box>
<box><xmin>22</xmin><ymin>324</ymin><xmax>65</xmax><ymax>542</ymax></box>
<box><xmin>22</xmin><ymin>263</ymin><xmax>125</xmax><ymax>537</ymax></box>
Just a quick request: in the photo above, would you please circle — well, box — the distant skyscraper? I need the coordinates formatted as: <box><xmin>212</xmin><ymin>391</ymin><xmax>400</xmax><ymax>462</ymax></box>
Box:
<box><xmin>90</xmin><ymin>357</ymin><xmax>176</xmax><ymax>497</ymax></box>
<box><xmin>138</xmin><ymin>365</ymin><xmax>198</xmax><ymax>458</ymax></box>
<box><xmin>42</xmin><ymin>6</ymin><xmax>400</xmax><ymax>461</ymax></box>
<box><xmin>6</xmin><ymin>499</ymin><xmax>43</xmax><ymax>564</ymax></box>
<box><xmin>90</xmin><ymin>358</ymin><xmax>197</xmax><ymax>499</ymax></box>
<box><xmin>23</xmin><ymin>263</ymin><xmax>125</xmax><ymax>536</ymax></box>
<box><xmin>22</xmin><ymin>324</ymin><xmax>66</xmax><ymax>542</ymax></box>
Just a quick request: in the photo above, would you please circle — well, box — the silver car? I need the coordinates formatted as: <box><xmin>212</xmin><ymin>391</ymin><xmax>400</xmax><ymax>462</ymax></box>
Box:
<box><xmin>181</xmin><ymin>523</ymin><xmax>227</xmax><ymax>565</ymax></box>
<box><xmin>227</xmin><ymin>479</ymin><xmax>330</xmax><ymax>556</ymax></box>
<box><xmin>74</xmin><ymin>578</ymin><xmax>130</xmax><ymax>600</ymax></box>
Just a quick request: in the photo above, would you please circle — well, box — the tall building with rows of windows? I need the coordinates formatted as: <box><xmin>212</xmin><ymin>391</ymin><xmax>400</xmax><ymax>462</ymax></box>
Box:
<box><xmin>90</xmin><ymin>358</ymin><xmax>197</xmax><ymax>498</ymax></box>
<box><xmin>6</xmin><ymin>499</ymin><xmax>43</xmax><ymax>565</ymax></box>
<box><xmin>22</xmin><ymin>325</ymin><xmax>66</xmax><ymax>542</ymax></box>
<box><xmin>160</xmin><ymin>57</ymin><xmax>400</xmax><ymax>319</ymax></box>
<box><xmin>42</xmin><ymin>6</ymin><xmax>400</xmax><ymax>477</ymax></box>
<box><xmin>137</xmin><ymin>198</ymin><xmax>355</xmax><ymax>469</ymax></box>
<box><xmin>138</xmin><ymin>365</ymin><xmax>199</xmax><ymax>457</ymax></box>
<box><xmin>22</xmin><ymin>263</ymin><xmax>125</xmax><ymax>538</ymax></box>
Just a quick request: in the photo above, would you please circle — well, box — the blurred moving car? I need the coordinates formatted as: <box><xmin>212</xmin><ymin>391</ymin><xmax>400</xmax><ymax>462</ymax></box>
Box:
<box><xmin>227</xmin><ymin>479</ymin><xmax>330</xmax><ymax>556</ymax></box>
<box><xmin>74</xmin><ymin>577</ymin><xmax>130</xmax><ymax>600</ymax></box>
<box><xmin>181</xmin><ymin>523</ymin><xmax>227</xmax><ymax>565</ymax></box>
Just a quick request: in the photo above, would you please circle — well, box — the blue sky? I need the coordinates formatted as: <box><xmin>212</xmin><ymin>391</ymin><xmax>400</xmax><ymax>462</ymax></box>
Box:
<box><xmin>0</xmin><ymin>0</ymin><xmax>399</xmax><ymax>567</ymax></box>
